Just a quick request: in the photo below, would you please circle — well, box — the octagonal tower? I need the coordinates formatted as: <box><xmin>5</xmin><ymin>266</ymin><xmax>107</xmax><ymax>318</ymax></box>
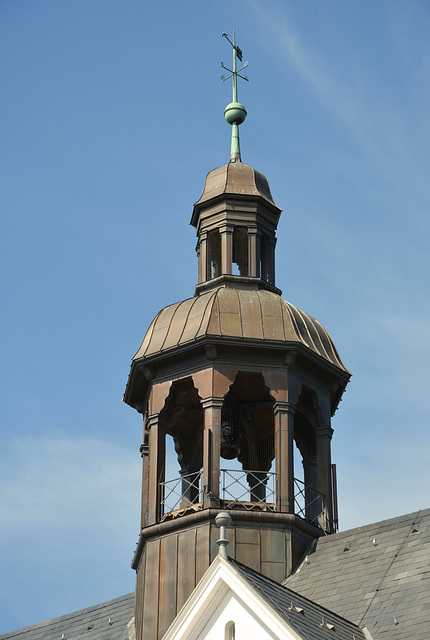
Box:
<box><xmin>124</xmin><ymin>33</ymin><xmax>350</xmax><ymax>640</ymax></box>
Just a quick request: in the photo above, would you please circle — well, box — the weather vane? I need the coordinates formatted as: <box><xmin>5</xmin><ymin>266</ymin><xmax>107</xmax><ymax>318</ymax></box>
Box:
<box><xmin>221</xmin><ymin>29</ymin><xmax>248</xmax><ymax>163</ymax></box>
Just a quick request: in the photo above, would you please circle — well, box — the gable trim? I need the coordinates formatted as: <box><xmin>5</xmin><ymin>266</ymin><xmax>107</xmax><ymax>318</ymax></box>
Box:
<box><xmin>162</xmin><ymin>556</ymin><xmax>303</xmax><ymax>640</ymax></box>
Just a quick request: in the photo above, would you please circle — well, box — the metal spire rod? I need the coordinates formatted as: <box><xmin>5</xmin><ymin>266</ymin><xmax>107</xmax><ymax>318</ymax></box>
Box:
<box><xmin>221</xmin><ymin>29</ymin><xmax>248</xmax><ymax>163</ymax></box>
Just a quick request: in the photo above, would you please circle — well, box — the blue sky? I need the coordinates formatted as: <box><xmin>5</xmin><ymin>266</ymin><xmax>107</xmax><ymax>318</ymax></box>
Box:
<box><xmin>1</xmin><ymin>0</ymin><xmax>430</xmax><ymax>633</ymax></box>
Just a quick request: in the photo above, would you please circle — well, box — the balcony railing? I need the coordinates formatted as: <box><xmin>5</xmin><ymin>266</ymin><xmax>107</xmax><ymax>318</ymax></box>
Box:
<box><xmin>221</xmin><ymin>469</ymin><xmax>276</xmax><ymax>511</ymax></box>
<box><xmin>159</xmin><ymin>469</ymin><xmax>326</xmax><ymax>528</ymax></box>
<box><xmin>160</xmin><ymin>471</ymin><xmax>203</xmax><ymax>521</ymax></box>
<box><xmin>294</xmin><ymin>477</ymin><xmax>326</xmax><ymax>528</ymax></box>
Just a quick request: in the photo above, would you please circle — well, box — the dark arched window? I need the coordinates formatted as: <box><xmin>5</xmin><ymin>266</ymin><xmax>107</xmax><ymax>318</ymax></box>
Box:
<box><xmin>225</xmin><ymin>620</ymin><xmax>235</xmax><ymax>640</ymax></box>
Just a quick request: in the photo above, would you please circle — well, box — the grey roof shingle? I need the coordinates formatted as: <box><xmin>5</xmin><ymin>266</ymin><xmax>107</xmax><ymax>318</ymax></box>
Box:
<box><xmin>231</xmin><ymin>559</ymin><xmax>368</xmax><ymax>640</ymax></box>
<box><xmin>284</xmin><ymin>508</ymin><xmax>430</xmax><ymax>640</ymax></box>
<box><xmin>3</xmin><ymin>508</ymin><xmax>430</xmax><ymax>640</ymax></box>
<box><xmin>0</xmin><ymin>594</ymin><xmax>135</xmax><ymax>640</ymax></box>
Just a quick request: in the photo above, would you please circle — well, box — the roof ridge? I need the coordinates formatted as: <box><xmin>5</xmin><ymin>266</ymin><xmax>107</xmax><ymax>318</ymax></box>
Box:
<box><xmin>230</xmin><ymin>558</ymin><xmax>366</xmax><ymax>635</ymax></box>
<box><xmin>357</xmin><ymin>509</ymin><xmax>422</xmax><ymax>627</ymax></box>
<box><xmin>195</xmin><ymin>289</ymin><xmax>218</xmax><ymax>337</ymax></box>
<box><xmin>175</xmin><ymin>294</ymin><xmax>199</xmax><ymax>346</ymax></box>
<box><xmin>328</xmin><ymin>506</ymin><xmax>430</xmax><ymax>539</ymax></box>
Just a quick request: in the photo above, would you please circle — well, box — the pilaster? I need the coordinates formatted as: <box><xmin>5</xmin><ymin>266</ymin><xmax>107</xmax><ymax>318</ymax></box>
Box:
<box><xmin>268</xmin><ymin>236</ymin><xmax>276</xmax><ymax>285</ymax></box>
<box><xmin>147</xmin><ymin>414</ymin><xmax>165</xmax><ymax>526</ymax></box>
<box><xmin>198</xmin><ymin>231</ymin><xmax>207</xmax><ymax>284</ymax></box>
<box><xmin>274</xmin><ymin>401</ymin><xmax>295</xmax><ymax>513</ymax></box>
<box><xmin>201</xmin><ymin>397</ymin><xmax>224</xmax><ymax>507</ymax></box>
<box><xmin>247</xmin><ymin>227</ymin><xmax>261</xmax><ymax>278</ymax></box>
<box><xmin>219</xmin><ymin>224</ymin><xmax>234</xmax><ymax>275</ymax></box>
<box><xmin>316</xmin><ymin>424</ymin><xmax>334</xmax><ymax>532</ymax></box>
<box><xmin>140</xmin><ymin>435</ymin><xmax>149</xmax><ymax>528</ymax></box>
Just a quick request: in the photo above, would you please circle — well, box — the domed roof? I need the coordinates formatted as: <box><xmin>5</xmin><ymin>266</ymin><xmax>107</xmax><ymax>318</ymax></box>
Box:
<box><xmin>191</xmin><ymin>161</ymin><xmax>280</xmax><ymax>226</ymax></box>
<box><xmin>133</xmin><ymin>287</ymin><xmax>348</xmax><ymax>373</ymax></box>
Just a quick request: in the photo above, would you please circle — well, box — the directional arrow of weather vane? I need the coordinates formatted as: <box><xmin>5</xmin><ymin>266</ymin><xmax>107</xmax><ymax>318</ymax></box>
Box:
<box><xmin>221</xmin><ymin>30</ymin><xmax>249</xmax><ymax>100</ymax></box>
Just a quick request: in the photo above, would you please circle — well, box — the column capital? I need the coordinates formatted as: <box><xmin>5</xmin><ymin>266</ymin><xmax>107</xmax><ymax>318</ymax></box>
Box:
<box><xmin>146</xmin><ymin>414</ymin><xmax>159</xmax><ymax>429</ymax></box>
<box><xmin>247</xmin><ymin>226</ymin><xmax>262</xmax><ymax>236</ymax></box>
<box><xmin>201</xmin><ymin>397</ymin><xmax>224</xmax><ymax>410</ymax></box>
<box><xmin>218</xmin><ymin>223</ymin><xmax>234</xmax><ymax>235</ymax></box>
<box><xmin>274</xmin><ymin>401</ymin><xmax>296</xmax><ymax>416</ymax></box>
<box><xmin>317</xmin><ymin>425</ymin><xmax>334</xmax><ymax>439</ymax></box>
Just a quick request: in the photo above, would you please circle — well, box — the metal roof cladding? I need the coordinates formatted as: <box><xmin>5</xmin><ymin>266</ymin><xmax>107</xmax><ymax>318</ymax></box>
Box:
<box><xmin>133</xmin><ymin>286</ymin><xmax>349</xmax><ymax>374</ymax></box>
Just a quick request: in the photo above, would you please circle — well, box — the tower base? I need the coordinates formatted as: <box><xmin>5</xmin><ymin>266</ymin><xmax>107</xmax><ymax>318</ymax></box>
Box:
<box><xmin>133</xmin><ymin>509</ymin><xmax>323</xmax><ymax>640</ymax></box>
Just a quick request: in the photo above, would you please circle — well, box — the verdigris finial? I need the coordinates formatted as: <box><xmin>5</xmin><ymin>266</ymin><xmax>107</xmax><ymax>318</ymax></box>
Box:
<box><xmin>215</xmin><ymin>511</ymin><xmax>232</xmax><ymax>560</ymax></box>
<box><xmin>221</xmin><ymin>29</ymin><xmax>248</xmax><ymax>163</ymax></box>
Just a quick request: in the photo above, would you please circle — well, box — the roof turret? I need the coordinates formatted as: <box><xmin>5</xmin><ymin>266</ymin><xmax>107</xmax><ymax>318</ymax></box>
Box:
<box><xmin>191</xmin><ymin>161</ymin><xmax>279</xmax><ymax>226</ymax></box>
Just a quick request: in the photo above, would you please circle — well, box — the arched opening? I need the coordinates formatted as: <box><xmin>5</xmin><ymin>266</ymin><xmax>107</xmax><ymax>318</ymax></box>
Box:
<box><xmin>232</xmin><ymin>226</ymin><xmax>248</xmax><ymax>276</ymax></box>
<box><xmin>294</xmin><ymin>389</ymin><xmax>322</xmax><ymax>526</ymax></box>
<box><xmin>158</xmin><ymin>378</ymin><xmax>204</xmax><ymax>519</ymax></box>
<box><xmin>206</xmin><ymin>229</ymin><xmax>221</xmax><ymax>280</ymax></box>
<box><xmin>220</xmin><ymin>372</ymin><xmax>275</xmax><ymax>507</ymax></box>
<box><xmin>259</xmin><ymin>234</ymin><xmax>275</xmax><ymax>285</ymax></box>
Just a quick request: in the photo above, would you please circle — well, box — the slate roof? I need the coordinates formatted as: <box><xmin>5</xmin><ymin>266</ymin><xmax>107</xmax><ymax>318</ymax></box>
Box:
<box><xmin>4</xmin><ymin>509</ymin><xmax>430</xmax><ymax>640</ymax></box>
<box><xmin>284</xmin><ymin>508</ymin><xmax>430</xmax><ymax>640</ymax></box>
<box><xmin>231</xmin><ymin>559</ymin><xmax>369</xmax><ymax>640</ymax></box>
<box><xmin>0</xmin><ymin>593</ymin><xmax>135</xmax><ymax>640</ymax></box>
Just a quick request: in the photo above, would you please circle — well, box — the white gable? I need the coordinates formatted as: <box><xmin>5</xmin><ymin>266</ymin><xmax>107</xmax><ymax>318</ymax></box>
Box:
<box><xmin>162</xmin><ymin>557</ymin><xmax>303</xmax><ymax>640</ymax></box>
<box><xmin>196</xmin><ymin>590</ymin><xmax>294</xmax><ymax>640</ymax></box>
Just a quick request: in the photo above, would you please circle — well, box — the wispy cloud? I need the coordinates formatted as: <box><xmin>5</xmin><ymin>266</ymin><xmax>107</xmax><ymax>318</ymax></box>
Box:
<box><xmin>0</xmin><ymin>433</ymin><xmax>140</xmax><ymax>543</ymax></box>
<box><xmin>247</xmin><ymin>1</ymin><xmax>430</xmax><ymax>215</ymax></box>
<box><xmin>247</xmin><ymin>2</ymin><xmax>373</xmax><ymax>132</ymax></box>
<box><xmin>0</xmin><ymin>432</ymin><xmax>140</xmax><ymax>631</ymax></box>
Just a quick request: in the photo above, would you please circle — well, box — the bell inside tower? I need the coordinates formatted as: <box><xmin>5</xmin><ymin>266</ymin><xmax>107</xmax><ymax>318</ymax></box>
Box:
<box><xmin>221</xmin><ymin>373</ymin><xmax>274</xmax><ymax>503</ymax></box>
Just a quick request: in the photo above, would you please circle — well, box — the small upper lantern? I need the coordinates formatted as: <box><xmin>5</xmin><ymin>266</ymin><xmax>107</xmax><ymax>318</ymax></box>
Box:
<box><xmin>191</xmin><ymin>161</ymin><xmax>282</xmax><ymax>295</ymax></box>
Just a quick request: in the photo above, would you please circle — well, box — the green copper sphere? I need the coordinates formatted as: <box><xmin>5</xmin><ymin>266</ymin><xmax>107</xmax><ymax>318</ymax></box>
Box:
<box><xmin>224</xmin><ymin>102</ymin><xmax>247</xmax><ymax>125</ymax></box>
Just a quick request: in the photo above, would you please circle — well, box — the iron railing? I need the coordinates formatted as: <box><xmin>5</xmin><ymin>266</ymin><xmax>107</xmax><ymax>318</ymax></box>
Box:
<box><xmin>159</xmin><ymin>470</ymin><xmax>326</xmax><ymax>528</ymax></box>
<box><xmin>160</xmin><ymin>470</ymin><xmax>203</xmax><ymax>521</ymax></box>
<box><xmin>294</xmin><ymin>477</ymin><xmax>326</xmax><ymax>528</ymax></box>
<box><xmin>221</xmin><ymin>469</ymin><xmax>276</xmax><ymax>511</ymax></box>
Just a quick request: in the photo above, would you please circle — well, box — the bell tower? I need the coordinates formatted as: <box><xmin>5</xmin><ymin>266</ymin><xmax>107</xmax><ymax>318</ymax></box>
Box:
<box><xmin>124</xmin><ymin>32</ymin><xmax>350</xmax><ymax>640</ymax></box>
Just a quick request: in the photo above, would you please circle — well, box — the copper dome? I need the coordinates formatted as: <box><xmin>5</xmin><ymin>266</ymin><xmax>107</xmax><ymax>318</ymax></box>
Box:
<box><xmin>191</xmin><ymin>162</ymin><xmax>280</xmax><ymax>227</ymax></box>
<box><xmin>133</xmin><ymin>287</ymin><xmax>348</xmax><ymax>374</ymax></box>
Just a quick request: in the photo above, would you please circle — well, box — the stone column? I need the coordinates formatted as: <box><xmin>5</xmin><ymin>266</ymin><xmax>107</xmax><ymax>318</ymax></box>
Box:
<box><xmin>147</xmin><ymin>414</ymin><xmax>165</xmax><ymax>526</ymax></box>
<box><xmin>202</xmin><ymin>397</ymin><xmax>223</xmax><ymax>508</ymax></box>
<box><xmin>198</xmin><ymin>231</ymin><xmax>207</xmax><ymax>284</ymax></box>
<box><xmin>140</xmin><ymin>434</ymin><xmax>149</xmax><ymax>528</ymax></box>
<box><xmin>316</xmin><ymin>425</ymin><xmax>334</xmax><ymax>532</ymax></box>
<box><xmin>268</xmin><ymin>236</ymin><xmax>277</xmax><ymax>285</ymax></box>
<box><xmin>304</xmin><ymin>454</ymin><xmax>318</xmax><ymax>524</ymax></box>
<box><xmin>247</xmin><ymin>227</ymin><xmax>261</xmax><ymax>278</ymax></box>
<box><xmin>274</xmin><ymin>402</ymin><xmax>295</xmax><ymax>513</ymax></box>
<box><xmin>219</xmin><ymin>224</ymin><xmax>234</xmax><ymax>275</ymax></box>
